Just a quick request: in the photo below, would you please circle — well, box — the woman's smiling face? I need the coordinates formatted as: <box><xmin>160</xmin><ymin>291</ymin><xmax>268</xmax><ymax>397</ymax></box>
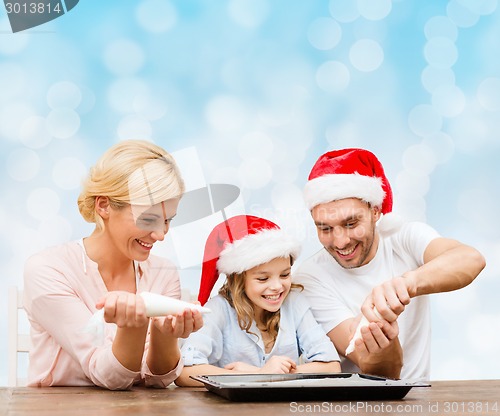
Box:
<box><xmin>106</xmin><ymin>197</ymin><xmax>180</xmax><ymax>261</ymax></box>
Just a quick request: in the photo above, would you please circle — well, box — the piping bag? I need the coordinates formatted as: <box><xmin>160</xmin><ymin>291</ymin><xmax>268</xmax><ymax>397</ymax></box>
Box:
<box><xmin>85</xmin><ymin>292</ymin><xmax>211</xmax><ymax>344</ymax></box>
<box><xmin>345</xmin><ymin>308</ymin><xmax>382</xmax><ymax>356</ymax></box>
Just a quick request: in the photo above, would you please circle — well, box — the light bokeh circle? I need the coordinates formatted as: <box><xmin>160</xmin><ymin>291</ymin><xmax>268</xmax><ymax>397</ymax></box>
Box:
<box><xmin>19</xmin><ymin>116</ymin><xmax>52</xmax><ymax>149</ymax></box>
<box><xmin>307</xmin><ymin>17</ymin><xmax>342</xmax><ymax>50</ymax></box>
<box><xmin>477</xmin><ymin>77</ymin><xmax>500</xmax><ymax>111</ymax></box>
<box><xmin>228</xmin><ymin>0</ymin><xmax>270</xmax><ymax>28</ymax></box>
<box><xmin>316</xmin><ymin>61</ymin><xmax>350</xmax><ymax>92</ymax></box>
<box><xmin>26</xmin><ymin>187</ymin><xmax>60</xmax><ymax>221</ymax></box>
<box><xmin>136</xmin><ymin>0</ymin><xmax>178</xmax><ymax>33</ymax></box>
<box><xmin>349</xmin><ymin>39</ymin><xmax>384</xmax><ymax>72</ymax></box>
<box><xmin>329</xmin><ymin>0</ymin><xmax>359</xmax><ymax>22</ymax></box>
<box><xmin>6</xmin><ymin>148</ymin><xmax>40</xmax><ymax>181</ymax></box>
<box><xmin>46</xmin><ymin>109</ymin><xmax>81</xmax><ymax>139</ymax></box>
<box><xmin>103</xmin><ymin>39</ymin><xmax>145</xmax><ymax>76</ymax></box>
<box><xmin>424</xmin><ymin>37</ymin><xmax>458</xmax><ymax>68</ymax></box>
<box><xmin>357</xmin><ymin>0</ymin><xmax>392</xmax><ymax>21</ymax></box>
<box><xmin>432</xmin><ymin>84</ymin><xmax>466</xmax><ymax>117</ymax></box>
<box><xmin>47</xmin><ymin>81</ymin><xmax>82</xmax><ymax>110</ymax></box>
<box><xmin>408</xmin><ymin>104</ymin><xmax>443</xmax><ymax>137</ymax></box>
<box><xmin>52</xmin><ymin>157</ymin><xmax>88</xmax><ymax>190</ymax></box>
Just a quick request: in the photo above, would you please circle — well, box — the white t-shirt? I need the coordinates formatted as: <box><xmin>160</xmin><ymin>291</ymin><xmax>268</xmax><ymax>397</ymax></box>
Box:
<box><xmin>294</xmin><ymin>221</ymin><xmax>440</xmax><ymax>380</ymax></box>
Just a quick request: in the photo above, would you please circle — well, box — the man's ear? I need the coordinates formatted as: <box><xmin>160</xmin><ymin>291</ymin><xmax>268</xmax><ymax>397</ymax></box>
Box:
<box><xmin>372</xmin><ymin>205</ymin><xmax>382</xmax><ymax>221</ymax></box>
<box><xmin>95</xmin><ymin>196</ymin><xmax>110</xmax><ymax>218</ymax></box>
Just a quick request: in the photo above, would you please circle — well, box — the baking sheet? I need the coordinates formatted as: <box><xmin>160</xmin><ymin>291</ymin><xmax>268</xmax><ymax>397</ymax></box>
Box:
<box><xmin>191</xmin><ymin>373</ymin><xmax>430</xmax><ymax>402</ymax></box>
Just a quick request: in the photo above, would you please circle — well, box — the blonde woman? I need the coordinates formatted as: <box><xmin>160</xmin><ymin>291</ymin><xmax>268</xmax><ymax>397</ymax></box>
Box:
<box><xmin>176</xmin><ymin>215</ymin><xmax>340</xmax><ymax>387</ymax></box>
<box><xmin>24</xmin><ymin>140</ymin><xmax>203</xmax><ymax>390</ymax></box>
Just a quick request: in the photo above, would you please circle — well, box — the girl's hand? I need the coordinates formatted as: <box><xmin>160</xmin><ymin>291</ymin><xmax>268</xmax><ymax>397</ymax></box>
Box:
<box><xmin>260</xmin><ymin>355</ymin><xmax>297</xmax><ymax>374</ymax></box>
<box><xmin>151</xmin><ymin>309</ymin><xmax>203</xmax><ymax>339</ymax></box>
<box><xmin>224</xmin><ymin>362</ymin><xmax>260</xmax><ymax>372</ymax></box>
<box><xmin>96</xmin><ymin>291</ymin><xmax>148</xmax><ymax>328</ymax></box>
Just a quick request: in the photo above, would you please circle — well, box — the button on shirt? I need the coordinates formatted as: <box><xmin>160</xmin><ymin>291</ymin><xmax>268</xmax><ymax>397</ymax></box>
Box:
<box><xmin>181</xmin><ymin>291</ymin><xmax>339</xmax><ymax>368</ymax></box>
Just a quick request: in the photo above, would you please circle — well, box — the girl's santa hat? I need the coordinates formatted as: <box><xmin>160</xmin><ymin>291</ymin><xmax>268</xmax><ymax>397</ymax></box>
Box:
<box><xmin>304</xmin><ymin>148</ymin><xmax>401</xmax><ymax>233</ymax></box>
<box><xmin>198</xmin><ymin>215</ymin><xmax>301</xmax><ymax>305</ymax></box>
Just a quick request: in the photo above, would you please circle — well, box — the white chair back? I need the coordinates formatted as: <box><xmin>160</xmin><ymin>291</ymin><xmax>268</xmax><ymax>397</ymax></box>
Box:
<box><xmin>8</xmin><ymin>286</ymin><xmax>30</xmax><ymax>387</ymax></box>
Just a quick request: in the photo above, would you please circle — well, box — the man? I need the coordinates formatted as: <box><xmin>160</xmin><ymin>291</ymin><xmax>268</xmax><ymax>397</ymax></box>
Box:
<box><xmin>294</xmin><ymin>148</ymin><xmax>485</xmax><ymax>380</ymax></box>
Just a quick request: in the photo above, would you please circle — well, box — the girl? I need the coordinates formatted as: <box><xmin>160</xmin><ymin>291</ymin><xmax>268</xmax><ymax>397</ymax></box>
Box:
<box><xmin>176</xmin><ymin>215</ymin><xmax>340</xmax><ymax>386</ymax></box>
<box><xmin>23</xmin><ymin>140</ymin><xmax>203</xmax><ymax>390</ymax></box>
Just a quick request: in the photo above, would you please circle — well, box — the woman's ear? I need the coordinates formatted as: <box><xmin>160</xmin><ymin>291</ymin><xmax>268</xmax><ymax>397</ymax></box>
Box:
<box><xmin>95</xmin><ymin>196</ymin><xmax>110</xmax><ymax>219</ymax></box>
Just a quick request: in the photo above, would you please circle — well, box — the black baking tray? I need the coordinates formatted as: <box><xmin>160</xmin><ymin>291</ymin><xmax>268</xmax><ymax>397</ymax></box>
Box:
<box><xmin>191</xmin><ymin>372</ymin><xmax>430</xmax><ymax>402</ymax></box>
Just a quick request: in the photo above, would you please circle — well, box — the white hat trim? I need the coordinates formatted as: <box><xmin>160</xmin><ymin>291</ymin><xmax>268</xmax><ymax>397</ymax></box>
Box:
<box><xmin>304</xmin><ymin>173</ymin><xmax>385</xmax><ymax>210</ymax></box>
<box><xmin>217</xmin><ymin>228</ymin><xmax>301</xmax><ymax>275</ymax></box>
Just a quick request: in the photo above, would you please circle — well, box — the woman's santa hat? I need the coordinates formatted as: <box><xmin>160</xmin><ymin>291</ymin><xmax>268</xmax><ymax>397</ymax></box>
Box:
<box><xmin>198</xmin><ymin>215</ymin><xmax>301</xmax><ymax>305</ymax></box>
<box><xmin>304</xmin><ymin>148</ymin><xmax>401</xmax><ymax>232</ymax></box>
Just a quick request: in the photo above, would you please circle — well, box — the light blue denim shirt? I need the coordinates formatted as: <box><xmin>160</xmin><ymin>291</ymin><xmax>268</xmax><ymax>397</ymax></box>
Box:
<box><xmin>181</xmin><ymin>290</ymin><xmax>339</xmax><ymax>368</ymax></box>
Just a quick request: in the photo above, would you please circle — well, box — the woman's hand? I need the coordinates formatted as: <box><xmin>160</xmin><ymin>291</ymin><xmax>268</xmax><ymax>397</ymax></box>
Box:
<box><xmin>151</xmin><ymin>309</ymin><xmax>203</xmax><ymax>339</ymax></box>
<box><xmin>96</xmin><ymin>291</ymin><xmax>148</xmax><ymax>328</ymax></box>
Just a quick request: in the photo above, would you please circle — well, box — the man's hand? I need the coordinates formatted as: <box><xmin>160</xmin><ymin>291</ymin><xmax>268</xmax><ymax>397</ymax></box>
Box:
<box><xmin>362</xmin><ymin>276</ymin><xmax>412</xmax><ymax>323</ymax></box>
<box><xmin>348</xmin><ymin>316</ymin><xmax>403</xmax><ymax>379</ymax></box>
<box><xmin>350</xmin><ymin>317</ymin><xmax>399</xmax><ymax>354</ymax></box>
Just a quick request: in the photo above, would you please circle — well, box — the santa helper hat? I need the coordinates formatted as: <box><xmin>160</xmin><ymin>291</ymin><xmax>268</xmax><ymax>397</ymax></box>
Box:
<box><xmin>198</xmin><ymin>215</ymin><xmax>301</xmax><ymax>305</ymax></box>
<box><xmin>303</xmin><ymin>148</ymin><xmax>402</xmax><ymax>233</ymax></box>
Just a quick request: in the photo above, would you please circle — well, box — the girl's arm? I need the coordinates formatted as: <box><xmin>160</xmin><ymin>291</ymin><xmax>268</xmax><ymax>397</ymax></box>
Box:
<box><xmin>175</xmin><ymin>363</ymin><xmax>251</xmax><ymax>387</ymax></box>
<box><xmin>296</xmin><ymin>361</ymin><xmax>341</xmax><ymax>373</ymax></box>
<box><xmin>176</xmin><ymin>356</ymin><xmax>297</xmax><ymax>387</ymax></box>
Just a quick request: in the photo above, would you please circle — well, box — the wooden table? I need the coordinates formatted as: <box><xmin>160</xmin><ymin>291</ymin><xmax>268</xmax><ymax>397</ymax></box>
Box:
<box><xmin>1</xmin><ymin>380</ymin><xmax>499</xmax><ymax>416</ymax></box>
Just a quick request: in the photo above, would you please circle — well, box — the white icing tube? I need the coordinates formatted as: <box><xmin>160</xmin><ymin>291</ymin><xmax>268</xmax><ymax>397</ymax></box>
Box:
<box><xmin>84</xmin><ymin>292</ymin><xmax>210</xmax><ymax>345</ymax></box>
<box><xmin>139</xmin><ymin>291</ymin><xmax>211</xmax><ymax>316</ymax></box>
<box><xmin>345</xmin><ymin>308</ymin><xmax>382</xmax><ymax>356</ymax></box>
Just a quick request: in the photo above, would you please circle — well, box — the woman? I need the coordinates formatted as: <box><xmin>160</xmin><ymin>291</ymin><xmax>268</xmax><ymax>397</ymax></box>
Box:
<box><xmin>24</xmin><ymin>140</ymin><xmax>202</xmax><ymax>390</ymax></box>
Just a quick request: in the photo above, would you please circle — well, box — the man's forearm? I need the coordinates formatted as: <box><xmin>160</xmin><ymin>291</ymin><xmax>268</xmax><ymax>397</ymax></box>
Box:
<box><xmin>404</xmin><ymin>240</ymin><xmax>485</xmax><ymax>298</ymax></box>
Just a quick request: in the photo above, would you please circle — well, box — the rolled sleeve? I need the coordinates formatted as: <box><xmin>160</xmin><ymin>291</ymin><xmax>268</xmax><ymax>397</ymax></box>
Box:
<box><xmin>90</xmin><ymin>347</ymin><xmax>140</xmax><ymax>390</ymax></box>
<box><xmin>143</xmin><ymin>357</ymin><xmax>184</xmax><ymax>388</ymax></box>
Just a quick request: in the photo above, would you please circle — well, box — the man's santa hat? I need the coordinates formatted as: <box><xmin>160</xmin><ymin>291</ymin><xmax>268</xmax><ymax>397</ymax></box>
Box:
<box><xmin>198</xmin><ymin>215</ymin><xmax>301</xmax><ymax>305</ymax></box>
<box><xmin>304</xmin><ymin>148</ymin><xmax>401</xmax><ymax>232</ymax></box>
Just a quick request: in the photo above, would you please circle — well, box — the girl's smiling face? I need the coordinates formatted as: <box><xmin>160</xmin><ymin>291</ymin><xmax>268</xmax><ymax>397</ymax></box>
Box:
<box><xmin>244</xmin><ymin>256</ymin><xmax>292</xmax><ymax>319</ymax></box>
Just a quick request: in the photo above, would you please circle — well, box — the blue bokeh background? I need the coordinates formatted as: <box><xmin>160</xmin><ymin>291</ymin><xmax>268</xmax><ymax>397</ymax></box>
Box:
<box><xmin>1</xmin><ymin>0</ymin><xmax>499</xmax><ymax>385</ymax></box>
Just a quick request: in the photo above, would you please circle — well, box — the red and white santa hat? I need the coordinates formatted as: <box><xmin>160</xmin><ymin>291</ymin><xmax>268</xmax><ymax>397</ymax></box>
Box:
<box><xmin>304</xmin><ymin>148</ymin><xmax>401</xmax><ymax>231</ymax></box>
<box><xmin>198</xmin><ymin>215</ymin><xmax>301</xmax><ymax>305</ymax></box>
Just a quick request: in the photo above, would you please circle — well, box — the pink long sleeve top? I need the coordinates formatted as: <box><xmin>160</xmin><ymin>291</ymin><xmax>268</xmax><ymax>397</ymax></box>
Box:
<box><xmin>23</xmin><ymin>240</ymin><xmax>183</xmax><ymax>390</ymax></box>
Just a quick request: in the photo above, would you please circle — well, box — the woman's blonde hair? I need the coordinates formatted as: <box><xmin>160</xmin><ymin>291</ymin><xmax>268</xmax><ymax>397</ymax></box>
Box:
<box><xmin>78</xmin><ymin>140</ymin><xmax>185</xmax><ymax>230</ymax></box>
<box><xmin>218</xmin><ymin>256</ymin><xmax>302</xmax><ymax>346</ymax></box>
